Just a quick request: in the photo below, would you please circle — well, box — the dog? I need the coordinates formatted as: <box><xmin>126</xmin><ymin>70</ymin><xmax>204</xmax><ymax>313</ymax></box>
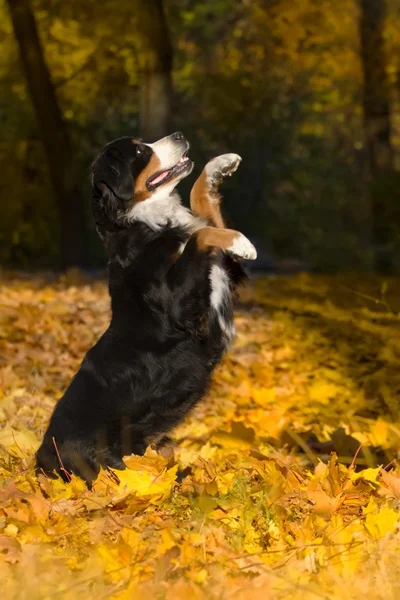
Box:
<box><xmin>36</xmin><ymin>132</ymin><xmax>257</xmax><ymax>486</ymax></box>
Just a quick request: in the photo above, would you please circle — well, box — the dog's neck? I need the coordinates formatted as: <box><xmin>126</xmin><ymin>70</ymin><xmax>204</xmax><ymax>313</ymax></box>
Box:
<box><xmin>96</xmin><ymin>190</ymin><xmax>206</xmax><ymax>268</ymax></box>
<box><xmin>126</xmin><ymin>190</ymin><xmax>205</xmax><ymax>232</ymax></box>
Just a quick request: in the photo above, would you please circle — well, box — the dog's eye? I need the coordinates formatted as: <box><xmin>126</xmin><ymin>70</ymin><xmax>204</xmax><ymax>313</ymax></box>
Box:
<box><xmin>136</xmin><ymin>144</ymin><xmax>146</xmax><ymax>156</ymax></box>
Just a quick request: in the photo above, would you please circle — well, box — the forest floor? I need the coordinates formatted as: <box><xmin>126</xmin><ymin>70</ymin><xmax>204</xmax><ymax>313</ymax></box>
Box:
<box><xmin>1</xmin><ymin>272</ymin><xmax>400</xmax><ymax>599</ymax></box>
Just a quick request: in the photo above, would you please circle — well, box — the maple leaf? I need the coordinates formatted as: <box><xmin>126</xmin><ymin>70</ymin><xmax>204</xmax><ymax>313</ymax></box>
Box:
<box><xmin>364</xmin><ymin>499</ymin><xmax>399</xmax><ymax>539</ymax></box>
<box><xmin>2</xmin><ymin>274</ymin><xmax>400</xmax><ymax>599</ymax></box>
<box><xmin>349</xmin><ymin>467</ymin><xmax>381</xmax><ymax>487</ymax></box>
<box><xmin>0</xmin><ymin>426</ymin><xmax>39</xmax><ymax>457</ymax></box>
<box><xmin>380</xmin><ymin>470</ymin><xmax>400</xmax><ymax>500</ymax></box>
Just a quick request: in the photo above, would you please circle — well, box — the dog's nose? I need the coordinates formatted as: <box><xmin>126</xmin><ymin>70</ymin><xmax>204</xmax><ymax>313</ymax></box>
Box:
<box><xmin>171</xmin><ymin>131</ymin><xmax>184</xmax><ymax>141</ymax></box>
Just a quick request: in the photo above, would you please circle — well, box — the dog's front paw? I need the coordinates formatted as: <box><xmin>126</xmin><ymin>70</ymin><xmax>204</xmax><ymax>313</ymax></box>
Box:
<box><xmin>206</xmin><ymin>153</ymin><xmax>242</xmax><ymax>187</ymax></box>
<box><xmin>227</xmin><ymin>233</ymin><xmax>257</xmax><ymax>261</ymax></box>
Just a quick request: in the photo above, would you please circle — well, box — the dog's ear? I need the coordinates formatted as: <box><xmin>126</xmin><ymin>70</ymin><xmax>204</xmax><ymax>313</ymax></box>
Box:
<box><xmin>91</xmin><ymin>187</ymin><xmax>116</xmax><ymax>243</ymax></box>
<box><xmin>91</xmin><ymin>150</ymin><xmax>135</xmax><ymax>242</ymax></box>
<box><xmin>92</xmin><ymin>151</ymin><xmax>133</xmax><ymax>203</ymax></box>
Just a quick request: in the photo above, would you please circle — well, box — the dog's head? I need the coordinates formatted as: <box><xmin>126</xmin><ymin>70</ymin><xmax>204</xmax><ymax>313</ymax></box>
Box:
<box><xmin>90</xmin><ymin>132</ymin><xmax>193</xmax><ymax>239</ymax></box>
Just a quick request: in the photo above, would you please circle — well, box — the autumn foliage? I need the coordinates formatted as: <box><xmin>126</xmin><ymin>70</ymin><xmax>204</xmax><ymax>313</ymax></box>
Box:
<box><xmin>2</xmin><ymin>0</ymin><xmax>400</xmax><ymax>269</ymax></box>
<box><xmin>0</xmin><ymin>273</ymin><xmax>399</xmax><ymax>598</ymax></box>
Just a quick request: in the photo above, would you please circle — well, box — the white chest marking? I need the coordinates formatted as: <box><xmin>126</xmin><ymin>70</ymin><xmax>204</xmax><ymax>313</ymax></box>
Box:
<box><xmin>128</xmin><ymin>191</ymin><xmax>235</xmax><ymax>345</ymax></box>
<box><xmin>209</xmin><ymin>263</ymin><xmax>235</xmax><ymax>345</ymax></box>
<box><xmin>127</xmin><ymin>191</ymin><xmax>205</xmax><ymax>232</ymax></box>
<box><xmin>210</xmin><ymin>263</ymin><xmax>228</xmax><ymax>311</ymax></box>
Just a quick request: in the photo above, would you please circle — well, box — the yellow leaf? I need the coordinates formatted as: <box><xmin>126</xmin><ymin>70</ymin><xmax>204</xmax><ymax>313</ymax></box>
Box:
<box><xmin>96</xmin><ymin>543</ymin><xmax>129</xmax><ymax>580</ymax></box>
<box><xmin>121</xmin><ymin>528</ymin><xmax>141</xmax><ymax>549</ymax></box>
<box><xmin>349</xmin><ymin>467</ymin><xmax>381</xmax><ymax>486</ymax></box>
<box><xmin>307</xmin><ymin>489</ymin><xmax>341</xmax><ymax>514</ymax></box>
<box><xmin>113</xmin><ymin>468</ymin><xmax>153</xmax><ymax>493</ymax></box>
<box><xmin>189</xmin><ymin>568</ymin><xmax>208</xmax><ymax>584</ymax></box>
<box><xmin>160</xmin><ymin>528</ymin><xmax>177</xmax><ymax>553</ymax></box>
<box><xmin>179</xmin><ymin>540</ymin><xmax>198</xmax><ymax>567</ymax></box>
<box><xmin>365</xmin><ymin>506</ymin><xmax>399</xmax><ymax>539</ymax></box>
<box><xmin>380</xmin><ymin>470</ymin><xmax>400</xmax><ymax>500</ymax></box>
<box><xmin>0</xmin><ymin>426</ymin><xmax>39</xmax><ymax>457</ymax></box>
<box><xmin>308</xmin><ymin>381</ymin><xmax>340</xmax><ymax>404</ymax></box>
<box><xmin>252</xmin><ymin>387</ymin><xmax>276</xmax><ymax>407</ymax></box>
<box><xmin>4</xmin><ymin>523</ymin><xmax>18</xmax><ymax>537</ymax></box>
<box><xmin>369</xmin><ymin>419</ymin><xmax>389</xmax><ymax>447</ymax></box>
<box><xmin>121</xmin><ymin>465</ymin><xmax>176</xmax><ymax>496</ymax></box>
<box><xmin>212</xmin><ymin>421</ymin><xmax>255</xmax><ymax>449</ymax></box>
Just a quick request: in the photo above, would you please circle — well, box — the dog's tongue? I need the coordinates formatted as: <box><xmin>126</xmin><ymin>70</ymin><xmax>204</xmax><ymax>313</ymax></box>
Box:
<box><xmin>151</xmin><ymin>169</ymin><xmax>171</xmax><ymax>186</ymax></box>
<box><xmin>150</xmin><ymin>157</ymin><xmax>189</xmax><ymax>186</ymax></box>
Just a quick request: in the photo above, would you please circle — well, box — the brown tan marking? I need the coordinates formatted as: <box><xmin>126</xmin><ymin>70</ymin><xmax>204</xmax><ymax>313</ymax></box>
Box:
<box><xmin>195</xmin><ymin>227</ymin><xmax>240</xmax><ymax>252</ymax></box>
<box><xmin>169</xmin><ymin>250</ymin><xmax>181</xmax><ymax>263</ymax></box>
<box><xmin>132</xmin><ymin>153</ymin><xmax>162</xmax><ymax>204</ymax></box>
<box><xmin>190</xmin><ymin>170</ymin><xmax>225</xmax><ymax>228</ymax></box>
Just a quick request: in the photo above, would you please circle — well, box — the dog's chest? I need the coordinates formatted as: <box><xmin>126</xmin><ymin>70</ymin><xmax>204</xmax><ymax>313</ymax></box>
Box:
<box><xmin>209</xmin><ymin>262</ymin><xmax>235</xmax><ymax>346</ymax></box>
<box><xmin>133</xmin><ymin>197</ymin><xmax>236</xmax><ymax>346</ymax></box>
<box><xmin>174</xmin><ymin>214</ymin><xmax>235</xmax><ymax>347</ymax></box>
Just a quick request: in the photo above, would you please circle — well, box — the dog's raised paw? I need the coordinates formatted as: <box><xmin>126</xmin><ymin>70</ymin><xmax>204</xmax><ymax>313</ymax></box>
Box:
<box><xmin>206</xmin><ymin>153</ymin><xmax>242</xmax><ymax>186</ymax></box>
<box><xmin>227</xmin><ymin>233</ymin><xmax>257</xmax><ymax>261</ymax></box>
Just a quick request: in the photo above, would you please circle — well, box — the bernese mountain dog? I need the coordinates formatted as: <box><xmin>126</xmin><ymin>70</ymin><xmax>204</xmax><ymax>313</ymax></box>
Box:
<box><xmin>36</xmin><ymin>132</ymin><xmax>257</xmax><ymax>486</ymax></box>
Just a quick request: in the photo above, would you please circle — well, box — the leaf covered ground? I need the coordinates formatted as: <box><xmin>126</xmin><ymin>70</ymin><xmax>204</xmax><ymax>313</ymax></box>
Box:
<box><xmin>1</xmin><ymin>272</ymin><xmax>400</xmax><ymax>600</ymax></box>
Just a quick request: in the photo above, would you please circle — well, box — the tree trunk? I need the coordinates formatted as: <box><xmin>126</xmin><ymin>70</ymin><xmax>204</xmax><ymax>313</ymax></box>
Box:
<box><xmin>139</xmin><ymin>69</ymin><xmax>172</xmax><ymax>142</ymax></box>
<box><xmin>7</xmin><ymin>0</ymin><xmax>86</xmax><ymax>268</ymax></box>
<box><xmin>133</xmin><ymin>0</ymin><xmax>173</xmax><ymax>141</ymax></box>
<box><xmin>359</xmin><ymin>0</ymin><xmax>393</xmax><ymax>173</ymax></box>
<box><xmin>358</xmin><ymin>0</ymin><xmax>396</xmax><ymax>270</ymax></box>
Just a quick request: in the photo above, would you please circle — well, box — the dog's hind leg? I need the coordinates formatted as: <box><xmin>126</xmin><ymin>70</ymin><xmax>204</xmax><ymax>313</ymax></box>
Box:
<box><xmin>190</xmin><ymin>154</ymin><xmax>241</xmax><ymax>228</ymax></box>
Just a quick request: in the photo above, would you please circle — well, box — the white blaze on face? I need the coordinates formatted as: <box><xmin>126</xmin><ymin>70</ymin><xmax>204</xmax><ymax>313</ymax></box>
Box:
<box><xmin>126</xmin><ymin>135</ymin><xmax>197</xmax><ymax>230</ymax></box>
<box><xmin>146</xmin><ymin>137</ymin><xmax>185</xmax><ymax>173</ymax></box>
<box><xmin>142</xmin><ymin>136</ymin><xmax>192</xmax><ymax>189</ymax></box>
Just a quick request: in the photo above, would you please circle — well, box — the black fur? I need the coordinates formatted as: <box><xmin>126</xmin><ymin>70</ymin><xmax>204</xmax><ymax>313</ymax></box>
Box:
<box><xmin>36</xmin><ymin>135</ymin><xmax>246</xmax><ymax>486</ymax></box>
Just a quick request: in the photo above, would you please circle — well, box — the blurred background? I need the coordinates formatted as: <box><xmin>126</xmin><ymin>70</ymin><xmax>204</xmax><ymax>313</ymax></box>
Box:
<box><xmin>1</xmin><ymin>0</ymin><xmax>400</xmax><ymax>272</ymax></box>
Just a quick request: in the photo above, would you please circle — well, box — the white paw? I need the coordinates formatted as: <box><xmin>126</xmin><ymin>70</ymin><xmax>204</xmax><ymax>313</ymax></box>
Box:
<box><xmin>205</xmin><ymin>153</ymin><xmax>242</xmax><ymax>181</ymax></box>
<box><xmin>227</xmin><ymin>234</ymin><xmax>257</xmax><ymax>261</ymax></box>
